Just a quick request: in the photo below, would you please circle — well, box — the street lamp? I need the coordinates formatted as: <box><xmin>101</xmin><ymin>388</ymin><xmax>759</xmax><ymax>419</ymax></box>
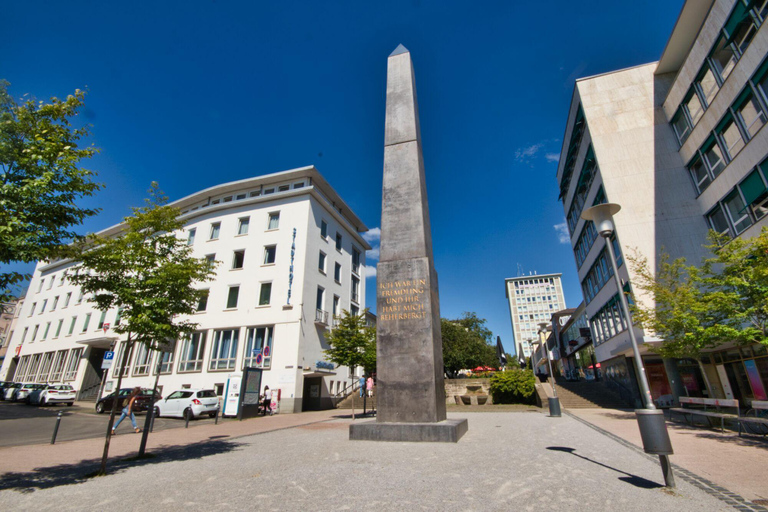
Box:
<box><xmin>537</xmin><ymin>322</ymin><xmax>561</xmax><ymax>418</ymax></box>
<box><xmin>582</xmin><ymin>202</ymin><xmax>675</xmax><ymax>488</ymax></box>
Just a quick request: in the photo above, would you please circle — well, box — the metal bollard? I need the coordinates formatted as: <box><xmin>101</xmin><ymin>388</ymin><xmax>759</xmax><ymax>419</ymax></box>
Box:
<box><xmin>149</xmin><ymin>411</ymin><xmax>156</xmax><ymax>433</ymax></box>
<box><xmin>185</xmin><ymin>412</ymin><xmax>190</xmax><ymax>429</ymax></box>
<box><xmin>214</xmin><ymin>408</ymin><xmax>219</xmax><ymax>425</ymax></box>
<box><xmin>51</xmin><ymin>411</ymin><xmax>63</xmax><ymax>444</ymax></box>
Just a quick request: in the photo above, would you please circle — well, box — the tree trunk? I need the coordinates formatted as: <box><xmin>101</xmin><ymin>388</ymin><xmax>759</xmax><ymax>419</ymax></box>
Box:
<box><xmin>100</xmin><ymin>335</ymin><xmax>134</xmax><ymax>474</ymax></box>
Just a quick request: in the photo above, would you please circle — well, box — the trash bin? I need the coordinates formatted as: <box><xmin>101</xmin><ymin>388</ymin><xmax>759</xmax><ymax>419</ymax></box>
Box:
<box><xmin>635</xmin><ymin>409</ymin><xmax>673</xmax><ymax>455</ymax></box>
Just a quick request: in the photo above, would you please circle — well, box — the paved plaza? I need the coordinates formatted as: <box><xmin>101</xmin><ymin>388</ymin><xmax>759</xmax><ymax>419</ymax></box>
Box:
<box><xmin>1</xmin><ymin>410</ymin><xmax>761</xmax><ymax>511</ymax></box>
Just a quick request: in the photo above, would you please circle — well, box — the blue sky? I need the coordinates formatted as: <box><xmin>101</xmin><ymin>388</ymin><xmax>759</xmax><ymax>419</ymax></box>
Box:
<box><xmin>3</xmin><ymin>1</ymin><xmax>682</xmax><ymax>355</ymax></box>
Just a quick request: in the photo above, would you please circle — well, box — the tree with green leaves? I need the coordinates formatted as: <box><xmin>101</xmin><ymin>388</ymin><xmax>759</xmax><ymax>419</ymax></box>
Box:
<box><xmin>69</xmin><ymin>183</ymin><xmax>215</xmax><ymax>473</ymax></box>
<box><xmin>441</xmin><ymin>312</ymin><xmax>497</xmax><ymax>378</ymax></box>
<box><xmin>628</xmin><ymin>228</ymin><xmax>768</xmax><ymax>396</ymax></box>
<box><xmin>0</xmin><ymin>81</ymin><xmax>101</xmax><ymax>302</ymax></box>
<box><xmin>324</xmin><ymin>308</ymin><xmax>377</xmax><ymax>377</ymax></box>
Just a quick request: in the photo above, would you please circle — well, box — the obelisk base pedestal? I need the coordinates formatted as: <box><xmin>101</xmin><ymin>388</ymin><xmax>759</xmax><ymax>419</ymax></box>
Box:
<box><xmin>349</xmin><ymin>418</ymin><xmax>468</xmax><ymax>443</ymax></box>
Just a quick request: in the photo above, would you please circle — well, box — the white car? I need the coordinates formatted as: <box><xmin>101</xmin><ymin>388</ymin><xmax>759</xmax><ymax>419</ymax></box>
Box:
<box><xmin>29</xmin><ymin>384</ymin><xmax>76</xmax><ymax>406</ymax></box>
<box><xmin>15</xmin><ymin>383</ymin><xmax>46</xmax><ymax>402</ymax></box>
<box><xmin>153</xmin><ymin>389</ymin><xmax>219</xmax><ymax>420</ymax></box>
<box><xmin>3</xmin><ymin>383</ymin><xmax>21</xmax><ymax>400</ymax></box>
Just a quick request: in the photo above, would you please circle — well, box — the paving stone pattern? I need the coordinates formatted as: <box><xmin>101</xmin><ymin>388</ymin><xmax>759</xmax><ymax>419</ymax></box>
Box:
<box><xmin>0</xmin><ymin>412</ymin><xmax>737</xmax><ymax>511</ymax></box>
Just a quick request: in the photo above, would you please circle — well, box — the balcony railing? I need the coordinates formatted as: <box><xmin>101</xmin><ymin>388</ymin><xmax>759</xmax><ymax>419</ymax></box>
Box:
<box><xmin>315</xmin><ymin>309</ymin><xmax>329</xmax><ymax>325</ymax></box>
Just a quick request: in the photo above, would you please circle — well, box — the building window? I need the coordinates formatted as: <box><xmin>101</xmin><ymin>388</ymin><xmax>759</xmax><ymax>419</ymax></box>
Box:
<box><xmin>54</xmin><ymin>319</ymin><xmax>63</xmax><ymax>338</ymax></box>
<box><xmin>113</xmin><ymin>342</ymin><xmax>132</xmax><ymax>378</ymax></box>
<box><xmin>64</xmin><ymin>292</ymin><xmax>71</xmax><ymax>308</ymax></box>
<box><xmin>243</xmin><ymin>326</ymin><xmax>273</xmax><ymax>369</ymax></box>
<box><xmin>688</xmin><ymin>156</ymin><xmax>711</xmax><ymax>193</ymax></box>
<box><xmin>695</xmin><ymin>64</ymin><xmax>719</xmax><ymax>108</ymax></box>
<box><xmin>723</xmin><ymin>190</ymin><xmax>753</xmax><ymax>235</ymax></box>
<box><xmin>82</xmin><ymin>313</ymin><xmax>91</xmax><ymax>332</ymax></box>
<box><xmin>210</xmin><ymin>328</ymin><xmax>239</xmax><ymax>371</ymax></box>
<box><xmin>226</xmin><ymin>286</ymin><xmax>240</xmax><ymax>309</ymax></box>
<box><xmin>187</xmin><ymin>228</ymin><xmax>196</xmax><ymax>246</ymax></box>
<box><xmin>351</xmin><ymin>276</ymin><xmax>360</xmax><ymax>304</ymax></box>
<box><xmin>97</xmin><ymin>310</ymin><xmax>107</xmax><ymax>330</ymax></box>
<box><xmin>133</xmin><ymin>343</ymin><xmax>151</xmax><ymax>376</ymax></box>
<box><xmin>68</xmin><ymin>316</ymin><xmax>77</xmax><ymax>335</ymax></box>
<box><xmin>210</xmin><ymin>222</ymin><xmax>221</xmax><ymax>240</ymax></box>
<box><xmin>715</xmin><ymin>113</ymin><xmax>745</xmax><ymax>160</ymax></box>
<box><xmin>179</xmin><ymin>332</ymin><xmax>206</xmax><ymax>372</ymax></box>
<box><xmin>671</xmin><ymin>107</ymin><xmax>692</xmax><ymax>144</ymax></box>
<box><xmin>232</xmin><ymin>250</ymin><xmax>245</xmax><ymax>270</ymax></box>
<box><xmin>259</xmin><ymin>282</ymin><xmax>272</xmax><ymax>306</ymax></box>
<box><xmin>573</xmin><ymin>221</ymin><xmax>598</xmax><ymax>269</ymax></box>
<box><xmin>734</xmin><ymin>90</ymin><xmax>766</xmax><ymax>139</ymax></box>
<box><xmin>739</xmin><ymin>166</ymin><xmax>768</xmax><ymax>221</ymax></box>
<box><xmin>238</xmin><ymin>217</ymin><xmax>250</xmax><ymax>235</ymax></box>
<box><xmin>321</xmin><ymin>220</ymin><xmax>328</xmax><ymax>239</ymax></box>
<box><xmin>352</xmin><ymin>248</ymin><xmax>361</xmax><ymax>275</ymax></box>
<box><xmin>52</xmin><ymin>296</ymin><xmax>59</xmax><ymax>311</ymax></box>
<box><xmin>706</xmin><ymin>204</ymin><xmax>731</xmax><ymax>236</ymax></box>
<box><xmin>47</xmin><ymin>277</ymin><xmax>54</xmax><ymax>290</ymax></box>
<box><xmin>29</xmin><ymin>302</ymin><xmax>35</xmax><ymax>317</ymax></box>
<box><xmin>155</xmin><ymin>349</ymin><xmax>175</xmax><ymax>375</ymax></box>
<box><xmin>316</xmin><ymin>287</ymin><xmax>325</xmax><ymax>312</ymax></box>
<box><xmin>263</xmin><ymin>245</ymin><xmax>276</xmax><ymax>264</ymax></box>
<box><xmin>268</xmin><ymin>212</ymin><xmax>280</xmax><ymax>230</ymax></box>
<box><xmin>350</xmin><ymin>305</ymin><xmax>359</xmax><ymax>317</ymax></box>
<box><xmin>334</xmin><ymin>262</ymin><xmax>342</xmax><ymax>283</ymax></box>
<box><xmin>115</xmin><ymin>308</ymin><xmax>123</xmax><ymax>326</ymax></box>
<box><xmin>42</xmin><ymin>322</ymin><xmax>51</xmax><ymax>340</ymax></box>
<box><xmin>205</xmin><ymin>254</ymin><xmax>216</xmax><ymax>266</ymax></box>
<box><xmin>64</xmin><ymin>348</ymin><xmax>83</xmax><ymax>381</ymax></box>
<box><xmin>37</xmin><ymin>279</ymin><xmax>44</xmax><ymax>293</ymax></box>
<box><xmin>40</xmin><ymin>299</ymin><xmax>47</xmax><ymax>314</ymax></box>
<box><xmin>335</xmin><ymin>233</ymin><xmax>342</xmax><ymax>251</ymax></box>
<box><xmin>49</xmin><ymin>350</ymin><xmax>68</xmax><ymax>381</ymax></box>
<box><xmin>318</xmin><ymin>251</ymin><xmax>326</xmax><ymax>273</ymax></box>
<box><xmin>566</xmin><ymin>146</ymin><xmax>598</xmax><ymax>234</ymax></box>
<box><xmin>20</xmin><ymin>327</ymin><xmax>28</xmax><ymax>344</ymax></box>
<box><xmin>77</xmin><ymin>291</ymin><xmax>84</xmax><ymax>304</ymax></box>
<box><xmin>332</xmin><ymin>295</ymin><xmax>340</xmax><ymax>322</ymax></box>
<box><xmin>278</xmin><ymin>184</ymin><xmax>290</xmax><ymax>192</ymax></box>
<box><xmin>197</xmin><ymin>290</ymin><xmax>209</xmax><ymax>312</ymax></box>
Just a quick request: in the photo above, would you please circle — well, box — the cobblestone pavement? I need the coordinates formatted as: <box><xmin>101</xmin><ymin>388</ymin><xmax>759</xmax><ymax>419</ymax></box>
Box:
<box><xmin>0</xmin><ymin>411</ymin><xmax>745</xmax><ymax>511</ymax></box>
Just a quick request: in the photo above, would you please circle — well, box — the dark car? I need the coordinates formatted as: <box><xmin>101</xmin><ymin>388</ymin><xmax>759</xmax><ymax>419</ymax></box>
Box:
<box><xmin>95</xmin><ymin>387</ymin><xmax>160</xmax><ymax>414</ymax></box>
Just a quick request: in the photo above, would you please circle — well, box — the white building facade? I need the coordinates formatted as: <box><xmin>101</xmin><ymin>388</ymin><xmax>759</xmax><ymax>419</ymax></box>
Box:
<box><xmin>504</xmin><ymin>273</ymin><xmax>565</xmax><ymax>359</ymax></box>
<box><xmin>556</xmin><ymin>0</ymin><xmax>768</xmax><ymax>406</ymax></box>
<box><xmin>0</xmin><ymin>166</ymin><xmax>370</xmax><ymax>413</ymax></box>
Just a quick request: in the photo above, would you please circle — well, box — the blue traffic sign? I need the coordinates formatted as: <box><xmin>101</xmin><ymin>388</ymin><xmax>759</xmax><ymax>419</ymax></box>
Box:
<box><xmin>104</xmin><ymin>351</ymin><xmax>115</xmax><ymax>360</ymax></box>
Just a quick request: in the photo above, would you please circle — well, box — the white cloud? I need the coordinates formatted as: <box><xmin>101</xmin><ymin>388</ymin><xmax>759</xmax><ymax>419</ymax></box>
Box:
<box><xmin>554</xmin><ymin>223</ymin><xmax>570</xmax><ymax>244</ymax></box>
<box><xmin>514</xmin><ymin>143</ymin><xmax>543</xmax><ymax>162</ymax></box>
<box><xmin>545</xmin><ymin>153</ymin><xmax>560</xmax><ymax>163</ymax></box>
<box><xmin>367</xmin><ymin>246</ymin><xmax>380</xmax><ymax>261</ymax></box>
<box><xmin>365</xmin><ymin>266</ymin><xmax>377</xmax><ymax>279</ymax></box>
<box><xmin>362</xmin><ymin>227</ymin><xmax>381</xmax><ymax>243</ymax></box>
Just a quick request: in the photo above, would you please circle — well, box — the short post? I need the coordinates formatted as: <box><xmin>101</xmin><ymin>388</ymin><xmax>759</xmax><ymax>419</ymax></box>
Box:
<box><xmin>185</xmin><ymin>413</ymin><xmax>190</xmax><ymax>429</ymax></box>
<box><xmin>149</xmin><ymin>412</ymin><xmax>156</xmax><ymax>433</ymax></box>
<box><xmin>214</xmin><ymin>407</ymin><xmax>219</xmax><ymax>425</ymax></box>
<box><xmin>51</xmin><ymin>411</ymin><xmax>63</xmax><ymax>444</ymax></box>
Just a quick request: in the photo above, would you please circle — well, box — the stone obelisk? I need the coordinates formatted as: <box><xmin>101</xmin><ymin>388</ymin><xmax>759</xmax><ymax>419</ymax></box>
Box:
<box><xmin>349</xmin><ymin>45</ymin><xmax>467</xmax><ymax>442</ymax></box>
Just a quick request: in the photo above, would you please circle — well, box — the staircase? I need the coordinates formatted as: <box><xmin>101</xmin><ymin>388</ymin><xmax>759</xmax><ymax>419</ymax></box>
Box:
<box><xmin>336</xmin><ymin>390</ymin><xmax>376</xmax><ymax>411</ymax></box>
<box><xmin>553</xmin><ymin>380</ymin><xmax>630</xmax><ymax>409</ymax></box>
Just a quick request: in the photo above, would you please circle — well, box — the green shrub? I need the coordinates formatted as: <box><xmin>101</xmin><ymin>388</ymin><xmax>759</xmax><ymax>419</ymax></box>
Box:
<box><xmin>489</xmin><ymin>369</ymin><xmax>536</xmax><ymax>404</ymax></box>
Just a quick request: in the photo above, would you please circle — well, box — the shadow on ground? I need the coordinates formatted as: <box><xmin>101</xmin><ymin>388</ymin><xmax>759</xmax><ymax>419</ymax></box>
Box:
<box><xmin>547</xmin><ymin>446</ymin><xmax>662</xmax><ymax>489</ymax></box>
<box><xmin>0</xmin><ymin>438</ymin><xmax>241</xmax><ymax>493</ymax></box>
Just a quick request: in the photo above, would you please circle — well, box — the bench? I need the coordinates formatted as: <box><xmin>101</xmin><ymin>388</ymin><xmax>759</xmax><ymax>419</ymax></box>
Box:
<box><xmin>669</xmin><ymin>397</ymin><xmax>740</xmax><ymax>433</ymax></box>
<box><xmin>738</xmin><ymin>400</ymin><xmax>768</xmax><ymax>437</ymax></box>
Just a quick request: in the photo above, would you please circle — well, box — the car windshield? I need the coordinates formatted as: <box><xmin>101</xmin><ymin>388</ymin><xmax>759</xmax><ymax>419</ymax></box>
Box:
<box><xmin>54</xmin><ymin>385</ymin><xmax>73</xmax><ymax>391</ymax></box>
<box><xmin>198</xmin><ymin>390</ymin><xmax>216</xmax><ymax>398</ymax></box>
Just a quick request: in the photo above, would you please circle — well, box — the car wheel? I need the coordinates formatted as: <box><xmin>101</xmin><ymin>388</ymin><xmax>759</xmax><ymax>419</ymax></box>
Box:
<box><xmin>40</xmin><ymin>398</ymin><xmax>47</xmax><ymax>406</ymax></box>
<box><xmin>95</xmin><ymin>402</ymin><xmax>105</xmax><ymax>414</ymax></box>
<box><xmin>24</xmin><ymin>396</ymin><xmax>31</xmax><ymax>405</ymax></box>
<box><xmin>208</xmin><ymin>412</ymin><xmax>216</xmax><ymax>418</ymax></box>
<box><xmin>154</xmin><ymin>406</ymin><xmax>160</xmax><ymax>418</ymax></box>
<box><xmin>67</xmin><ymin>402</ymin><xmax>73</xmax><ymax>407</ymax></box>
<box><xmin>183</xmin><ymin>407</ymin><xmax>194</xmax><ymax>421</ymax></box>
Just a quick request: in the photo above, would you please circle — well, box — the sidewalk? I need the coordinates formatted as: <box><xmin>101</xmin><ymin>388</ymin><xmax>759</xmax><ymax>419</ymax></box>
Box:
<box><xmin>568</xmin><ymin>408</ymin><xmax>768</xmax><ymax>504</ymax></box>
<box><xmin>0</xmin><ymin>409</ymin><xmax>343</xmax><ymax>475</ymax></box>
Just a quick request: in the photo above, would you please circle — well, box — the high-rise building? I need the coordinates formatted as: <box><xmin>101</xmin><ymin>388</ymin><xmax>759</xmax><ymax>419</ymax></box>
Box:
<box><xmin>0</xmin><ymin>166</ymin><xmax>371</xmax><ymax>413</ymax></box>
<box><xmin>556</xmin><ymin>0</ymin><xmax>768</xmax><ymax>405</ymax></box>
<box><xmin>504</xmin><ymin>273</ymin><xmax>565</xmax><ymax>359</ymax></box>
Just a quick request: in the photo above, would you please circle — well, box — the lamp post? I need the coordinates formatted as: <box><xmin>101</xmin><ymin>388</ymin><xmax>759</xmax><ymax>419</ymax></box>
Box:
<box><xmin>582</xmin><ymin>203</ymin><xmax>675</xmax><ymax>488</ymax></box>
<box><xmin>537</xmin><ymin>323</ymin><xmax>561</xmax><ymax>417</ymax></box>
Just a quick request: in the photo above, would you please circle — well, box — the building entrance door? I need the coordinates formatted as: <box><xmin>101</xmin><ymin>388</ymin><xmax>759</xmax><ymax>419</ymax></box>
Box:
<box><xmin>302</xmin><ymin>377</ymin><xmax>322</xmax><ymax>411</ymax></box>
<box><xmin>80</xmin><ymin>348</ymin><xmax>106</xmax><ymax>400</ymax></box>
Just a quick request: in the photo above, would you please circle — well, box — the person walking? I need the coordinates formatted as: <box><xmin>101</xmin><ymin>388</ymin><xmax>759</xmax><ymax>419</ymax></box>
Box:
<box><xmin>359</xmin><ymin>375</ymin><xmax>366</xmax><ymax>397</ymax></box>
<box><xmin>366</xmin><ymin>376</ymin><xmax>374</xmax><ymax>398</ymax></box>
<box><xmin>112</xmin><ymin>387</ymin><xmax>142</xmax><ymax>434</ymax></box>
<box><xmin>263</xmin><ymin>386</ymin><xmax>273</xmax><ymax>415</ymax></box>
